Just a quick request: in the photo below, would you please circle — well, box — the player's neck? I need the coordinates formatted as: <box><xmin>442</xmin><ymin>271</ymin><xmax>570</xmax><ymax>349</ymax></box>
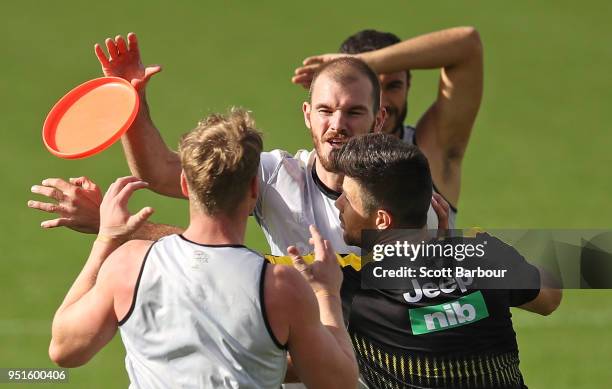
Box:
<box><xmin>184</xmin><ymin>208</ymin><xmax>247</xmax><ymax>246</ymax></box>
<box><xmin>315</xmin><ymin>159</ymin><xmax>343</xmax><ymax>193</ymax></box>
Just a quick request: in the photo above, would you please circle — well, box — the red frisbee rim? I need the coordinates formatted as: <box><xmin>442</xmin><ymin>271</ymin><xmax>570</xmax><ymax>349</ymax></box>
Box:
<box><xmin>42</xmin><ymin>77</ymin><xmax>140</xmax><ymax>159</ymax></box>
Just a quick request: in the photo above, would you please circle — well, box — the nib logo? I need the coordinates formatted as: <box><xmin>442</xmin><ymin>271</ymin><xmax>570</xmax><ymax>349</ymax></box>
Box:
<box><xmin>408</xmin><ymin>291</ymin><xmax>489</xmax><ymax>335</ymax></box>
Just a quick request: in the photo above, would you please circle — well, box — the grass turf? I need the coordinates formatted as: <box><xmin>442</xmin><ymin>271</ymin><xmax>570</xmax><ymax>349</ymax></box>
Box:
<box><xmin>1</xmin><ymin>1</ymin><xmax>611</xmax><ymax>387</ymax></box>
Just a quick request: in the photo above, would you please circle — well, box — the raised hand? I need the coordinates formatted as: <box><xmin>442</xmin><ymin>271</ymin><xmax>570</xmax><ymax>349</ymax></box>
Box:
<box><xmin>94</xmin><ymin>32</ymin><xmax>161</xmax><ymax>91</ymax></box>
<box><xmin>287</xmin><ymin>225</ymin><xmax>343</xmax><ymax>297</ymax></box>
<box><xmin>431</xmin><ymin>192</ymin><xmax>450</xmax><ymax>231</ymax></box>
<box><xmin>29</xmin><ymin>177</ymin><xmax>102</xmax><ymax>233</ymax></box>
<box><xmin>291</xmin><ymin>53</ymin><xmax>353</xmax><ymax>89</ymax></box>
<box><xmin>98</xmin><ymin>176</ymin><xmax>154</xmax><ymax>243</ymax></box>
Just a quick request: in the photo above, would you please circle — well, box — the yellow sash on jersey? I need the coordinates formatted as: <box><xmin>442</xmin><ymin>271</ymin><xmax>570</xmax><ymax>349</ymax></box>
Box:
<box><xmin>263</xmin><ymin>228</ymin><xmax>485</xmax><ymax>272</ymax></box>
<box><xmin>264</xmin><ymin>253</ymin><xmax>362</xmax><ymax>271</ymax></box>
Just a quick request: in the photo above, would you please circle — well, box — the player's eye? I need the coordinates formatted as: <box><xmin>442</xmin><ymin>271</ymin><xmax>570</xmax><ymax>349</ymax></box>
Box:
<box><xmin>386</xmin><ymin>82</ymin><xmax>403</xmax><ymax>91</ymax></box>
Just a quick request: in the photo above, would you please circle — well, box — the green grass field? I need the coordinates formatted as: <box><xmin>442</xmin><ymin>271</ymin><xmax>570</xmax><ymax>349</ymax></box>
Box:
<box><xmin>2</xmin><ymin>1</ymin><xmax>611</xmax><ymax>387</ymax></box>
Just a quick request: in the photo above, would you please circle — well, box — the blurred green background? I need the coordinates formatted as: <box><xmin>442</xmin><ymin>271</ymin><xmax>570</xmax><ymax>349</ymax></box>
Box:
<box><xmin>2</xmin><ymin>0</ymin><xmax>611</xmax><ymax>387</ymax></box>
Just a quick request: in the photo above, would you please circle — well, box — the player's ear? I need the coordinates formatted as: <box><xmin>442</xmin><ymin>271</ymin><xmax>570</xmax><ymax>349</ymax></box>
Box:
<box><xmin>375</xmin><ymin>209</ymin><xmax>392</xmax><ymax>230</ymax></box>
<box><xmin>180</xmin><ymin>170</ymin><xmax>189</xmax><ymax>198</ymax></box>
<box><xmin>249</xmin><ymin>175</ymin><xmax>259</xmax><ymax>199</ymax></box>
<box><xmin>302</xmin><ymin>101</ymin><xmax>312</xmax><ymax>130</ymax></box>
<box><xmin>373</xmin><ymin>106</ymin><xmax>387</xmax><ymax>133</ymax></box>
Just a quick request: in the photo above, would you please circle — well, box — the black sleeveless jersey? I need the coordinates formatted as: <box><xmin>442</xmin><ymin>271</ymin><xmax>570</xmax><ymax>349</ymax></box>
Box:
<box><xmin>341</xmin><ymin>233</ymin><xmax>540</xmax><ymax>389</ymax></box>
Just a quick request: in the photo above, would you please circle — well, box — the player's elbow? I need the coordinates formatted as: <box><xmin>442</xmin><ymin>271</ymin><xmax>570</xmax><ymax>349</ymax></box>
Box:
<box><xmin>459</xmin><ymin>26</ymin><xmax>483</xmax><ymax>57</ymax></box>
<box><xmin>535</xmin><ymin>289</ymin><xmax>563</xmax><ymax>316</ymax></box>
<box><xmin>49</xmin><ymin>339</ymin><xmax>87</xmax><ymax>368</ymax></box>
<box><xmin>542</xmin><ymin>289</ymin><xmax>563</xmax><ymax>316</ymax></box>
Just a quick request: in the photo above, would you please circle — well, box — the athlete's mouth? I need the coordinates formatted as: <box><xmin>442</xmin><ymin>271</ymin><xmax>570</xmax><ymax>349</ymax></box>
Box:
<box><xmin>326</xmin><ymin>138</ymin><xmax>346</xmax><ymax>148</ymax></box>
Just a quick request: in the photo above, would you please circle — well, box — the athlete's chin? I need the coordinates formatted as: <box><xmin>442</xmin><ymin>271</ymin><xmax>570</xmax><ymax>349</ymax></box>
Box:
<box><xmin>343</xmin><ymin>232</ymin><xmax>361</xmax><ymax>248</ymax></box>
<box><xmin>381</xmin><ymin>122</ymin><xmax>398</xmax><ymax>135</ymax></box>
<box><xmin>317</xmin><ymin>148</ymin><xmax>340</xmax><ymax>172</ymax></box>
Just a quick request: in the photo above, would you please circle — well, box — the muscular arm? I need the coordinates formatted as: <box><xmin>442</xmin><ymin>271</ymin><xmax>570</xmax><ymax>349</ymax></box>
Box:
<box><xmin>50</xmin><ymin>240</ymin><xmax>151</xmax><ymax>367</ymax></box>
<box><xmin>120</xmin><ymin>94</ymin><xmax>183</xmax><ymax>197</ymax></box>
<box><xmin>266</xmin><ymin>265</ymin><xmax>358</xmax><ymax>388</ymax></box>
<box><xmin>49</xmin><ymin>239</ymin><xmax>121</xmax><ymax>367</ymax></box>
<box><xmin>359</xmin><ymin>27</ymin><xmax>484</xmax><ymax>206</ymax></box>
<box><xmin>518</xmin><ymin>268</ymin><xmax>562</xmax><ymax>316</ymax></box>
<box><xmin>49</xmin><ymin>176</ymin><xmax>159</xmax><ymax>367</ymax></box>
<box><xmin>95</xmin><ymin>33</ymin><xmax>183</xmax><ymax>198</ymax></box>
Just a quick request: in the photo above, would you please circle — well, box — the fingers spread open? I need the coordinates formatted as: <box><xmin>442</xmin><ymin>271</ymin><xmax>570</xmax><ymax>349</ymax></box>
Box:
<box><xmin>41</xmin><ymin>178</ymin><xmax>72</xmax><ymax>192</ymax></box>
<box><xmin>31</xmin><ymin>185</ymin><xmax>63</xmax><ymax>201</ymax></box>
<box><xmin>127</xmin><ymin>32</ymin><xmax>139</xmax><ymax>54</ymax></box>
<box><xmin>105</xmin><ymin>38</ymin><xmax>119</xmax><ymax>60</ymax></box>
<box><xmin>144</xmin><ymin>65</ymin><xmax>162</xmax><ymax>80</ymax></box>
<box><xmin>129</xmin><ymin>207</ymin><xmax>154</xmax><ymax>229</ymax></box>
<box><xmin>27</xmin><ymin>200</ymin><xmax>63</xmax><ymax>214</ymax></box>
<box><xmin>41</xmin><ymin>218</ymin><xmax>71</xmax><ymax>229</ymax></box>
<box><xmin>69</xmin><ymin>176</ymin><xmax>98</xmax><ymax>191</ymax></box>
<box><xmin>116</xmin><ymin>180</ymin><xmax>149</xmax><ymax>206</ymax></box>
<box><xmin>116</xmin><ymin>35</ymin><xmax>128</xmax><ymax>54</ymax></box>
<box><xmin>94</xmin><ymin>43</ymin><xmax>110</xmax><ymax>67</ymax></box>
<box><xmin>106</xmin><ymin>176</ymin><xmax>141</xmax><ymax>198</ymax></box>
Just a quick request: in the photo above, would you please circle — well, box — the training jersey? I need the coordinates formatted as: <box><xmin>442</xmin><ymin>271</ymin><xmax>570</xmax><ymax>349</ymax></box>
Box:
<box><xmin>343</xmin><ymin>233</ymin><xmax>540</xmax><ymax>389</ymax></box>
<box><xmin>402</xmin><ymin>125</ymin><xmax>458</xmax><ymax>228</ymax></box>
<box><xmin>254</xmin><ymin>149</ymin><xmax>447</xmax><ymax>257</ymax></box>
<box><xmin>118</xmin><ymin>234</ymin><xmax>287</xmax><ymax>389</ymax></box>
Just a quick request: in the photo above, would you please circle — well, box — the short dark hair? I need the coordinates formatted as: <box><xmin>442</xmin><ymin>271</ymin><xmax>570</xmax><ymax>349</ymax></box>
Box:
<box><xmin>339</xmin><ymin>29</ymin><xmax>401</xmax><ymax>54</ymax></box>
<box><xmin>339</xmin><ymin>30</ymin><xmax>411</xmax><ymax>83</ymax></box>
<box><xmin>334</xmin><ymin>133</ymin><xmax>432</xmax><ymax>228</ymax></box>
<box><xmin>309</xmin><ymin>57</ymin><xmax>381</xmax><ymax>114</ymax></box>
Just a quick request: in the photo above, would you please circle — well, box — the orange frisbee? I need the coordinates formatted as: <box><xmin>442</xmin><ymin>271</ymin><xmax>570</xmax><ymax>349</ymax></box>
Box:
<box><xmin>43</xmin><ymin>77</ymin><xmax>139</xmax><ymax>159</ymax></box>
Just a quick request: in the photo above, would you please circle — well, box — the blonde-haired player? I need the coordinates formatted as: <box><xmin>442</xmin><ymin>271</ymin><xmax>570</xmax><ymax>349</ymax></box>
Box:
<box><xmin>48</xmin><ymin>109</ymin><xmax>358</xmax><ymax>389</ymax></box>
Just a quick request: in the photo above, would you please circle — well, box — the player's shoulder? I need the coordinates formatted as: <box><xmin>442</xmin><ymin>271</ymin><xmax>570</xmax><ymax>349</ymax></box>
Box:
<box><xmin>261</xmin><ymin>149</ymin><xmax>311</xmax><ymax>164</ymax></box>
<box><xmin>402</xmin><ymin>124</ymin><xmax>417</xmax><ymax>144</ymax></box>
<box><xmin>117</xmin><ymin>239</ymin><xmax>155</xmax><ymax>258</ymax></box>
<box><xmin>265</xmin><ymin>263</ymin><xmax>315</xmax><ymax>308</ymax></box>
<box><xmin>99</xmin><ymin>240</ymin><xmax>154</xmax><ymax>282</ymax></box>
<box><xmin>261</xmin><ymin>149</ymin><xmax>293</xmax><ymax>162</ymax></box>
<box><xmin>259</xmin><ymin>149</ymin><xmax>312</xmax><ymax>182</ymax></box>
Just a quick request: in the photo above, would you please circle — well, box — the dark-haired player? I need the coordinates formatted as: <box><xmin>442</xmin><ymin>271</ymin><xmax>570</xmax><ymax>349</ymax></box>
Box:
<box><xmin>293</xmin><ymin>27</ymin><xmax>484</xmax><ymax>228</ymax></box>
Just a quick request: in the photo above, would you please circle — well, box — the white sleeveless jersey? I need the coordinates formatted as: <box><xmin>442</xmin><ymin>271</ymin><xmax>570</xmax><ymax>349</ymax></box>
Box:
<box><xmin>255</xmin><ymin>149</ymin><xmax>360</xmax><ymax>256</ymax></box>
<box><xmin>118</xmin><ymin>234</ymin><xmax>287</xmax><ymax>389</ymax></box>
<box><xmin>254</xmin><ymin>148</ymin><xmax>448</xmax><ymax>257</ymax></box>
<box><xmin>402</xmin><ymin>125</ymin><xmax>458</xmax><ymax>228</ymax></box>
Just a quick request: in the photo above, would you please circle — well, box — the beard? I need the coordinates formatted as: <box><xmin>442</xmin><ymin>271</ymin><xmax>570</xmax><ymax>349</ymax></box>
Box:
<box><xmin>312</xmin><ymin>120</ymin><xmax>380</xmax><ymax>173</ymax></box>
<box><xmin>316</xmin><ymin>146</ymin><xmax>339</xmax><ymax>172</ymax></box>
<box><xmin>384</xmin><ymin>104</ymin><xmax>408</xmax><ymax>135</ymax></box>
<box><xmin>312</xmin><ymin>129</ymin><xmax>346</xmax><ymax>173</ymax></box>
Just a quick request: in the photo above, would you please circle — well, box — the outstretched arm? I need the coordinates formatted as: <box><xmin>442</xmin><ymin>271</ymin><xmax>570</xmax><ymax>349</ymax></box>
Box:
<box><xmin>95</xmin><ymin>33</ymin><xmax>183</xmax><ymax>198</ymax></box>
<box><xmin>49</xmin><ymin>176</ymin><xmax>154</xmax><ymax>367</ymax></box>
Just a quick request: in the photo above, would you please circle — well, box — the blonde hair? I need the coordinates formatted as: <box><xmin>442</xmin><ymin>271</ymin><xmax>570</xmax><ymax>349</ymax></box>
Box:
<box><xmin>178</xmin><ymin>108</ymin><xmax>263</xmax><ymax>214</ymax></box>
